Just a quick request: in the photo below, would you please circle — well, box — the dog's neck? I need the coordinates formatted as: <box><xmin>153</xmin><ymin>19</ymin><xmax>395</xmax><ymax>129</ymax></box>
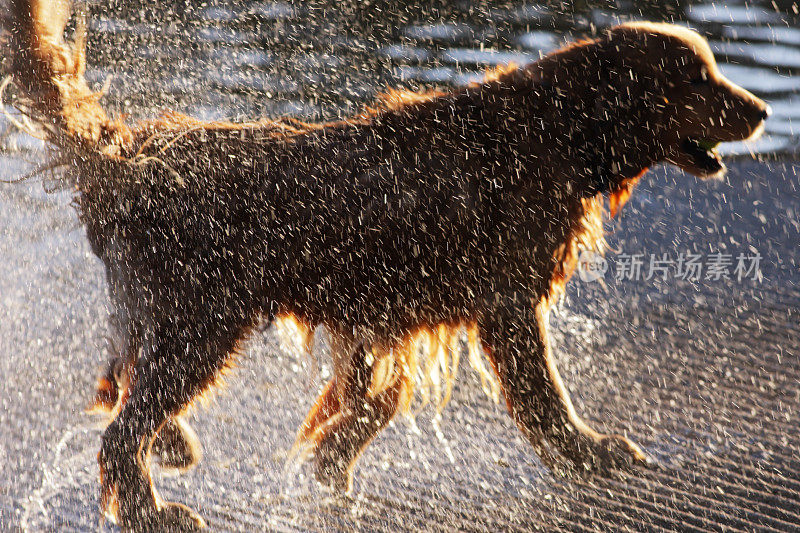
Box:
<box><xmin>583</xmin><ymin>146</ymin><xmax>652</xmax><ymax>198</ymax></box>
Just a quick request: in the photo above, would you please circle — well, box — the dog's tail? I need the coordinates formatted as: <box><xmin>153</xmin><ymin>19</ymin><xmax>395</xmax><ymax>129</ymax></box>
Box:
<box><xmin>2</xmin><ymin>0</ymin><xmax>131</xmax><ymax>156</ymax></box>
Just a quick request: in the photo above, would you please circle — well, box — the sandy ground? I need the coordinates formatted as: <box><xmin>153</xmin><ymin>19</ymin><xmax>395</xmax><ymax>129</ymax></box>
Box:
<box><xmin>1</xmin><ymin>156</ymin><xmax>798</xmax><ymax>531</ymax></box>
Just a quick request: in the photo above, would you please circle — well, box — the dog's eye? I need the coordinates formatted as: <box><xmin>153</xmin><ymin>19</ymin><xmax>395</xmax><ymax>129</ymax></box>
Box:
<box><xmin>690</xmin><ymin>66</ymin><xmax>709</xmax><ymax>85</ymax></box>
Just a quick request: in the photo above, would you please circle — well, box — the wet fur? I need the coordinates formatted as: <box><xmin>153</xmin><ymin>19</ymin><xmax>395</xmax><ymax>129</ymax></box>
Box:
<box><xmin>4</xmin><ymin>3</ymin><xmax>768</xmax><ymax>530</ymax></box>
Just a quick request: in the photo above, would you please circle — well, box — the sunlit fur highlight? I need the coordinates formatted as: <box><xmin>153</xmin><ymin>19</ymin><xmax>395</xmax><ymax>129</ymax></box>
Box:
<box><xmin>277</xmin><ymin>314</ymin><xmax>502</xmax><ymax>415</ymax></box>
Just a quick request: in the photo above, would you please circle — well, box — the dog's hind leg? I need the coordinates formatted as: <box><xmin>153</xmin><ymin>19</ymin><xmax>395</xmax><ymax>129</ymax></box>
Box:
<box><xmin>309</xmin><ymin>342</ymin><xmax>407</xmax><ymax>494</ymax></box>
<box><xmin>91</xmin><ymin>319</ymin><xmax>202</xmax><ymax>474</ymax></box>
<box><xmin>150</xmin><ymin>416</ymin><xmax>203</xmax><ymax>474</ymax></box>
<box><xmin>479</xmin><ymin>297</ymin><xmax>649</xmax><ymax>474</ymax></box>
<box><xmin>99</xmin><ymin>318</ymin><xmax>249</xmax><ymax>531</ymax></box>
<box><xmin>91</xmin><ymin>348</ymin><xmax>132</xmax><ymax>415</ymax></box>
<box><xmin>89</xmin><ymin>307</ymin><xmax>142</xmax><ymax>415</ymax></box>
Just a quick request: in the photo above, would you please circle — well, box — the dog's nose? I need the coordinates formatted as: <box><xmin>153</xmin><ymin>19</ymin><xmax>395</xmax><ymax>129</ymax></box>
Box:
<box><xmin>760</xmin><ymin>105</ymin><xmax>772</xmax><ymax>120</ymax></box>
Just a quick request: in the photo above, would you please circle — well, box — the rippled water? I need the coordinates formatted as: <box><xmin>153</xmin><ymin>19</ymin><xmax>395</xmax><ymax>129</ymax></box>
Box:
<box><xmin>70</xmin><ymin>0</ymin><xmax>800</xmax><ymax>158</ymax></box>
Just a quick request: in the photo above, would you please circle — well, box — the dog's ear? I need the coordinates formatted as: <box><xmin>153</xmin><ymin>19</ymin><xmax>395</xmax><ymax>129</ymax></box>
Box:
<box><xmin>589</xmin><ymin>35</ymin><xmax>667</xmax><ymax>162</ymax></box>
<box><xmin>575</xmin><ymin>35</ymin><xmax>655</xmax><ymax>198</ymax></box>
<box><xmin>591</xmin><ymin>37</ymin><xmax>652</xmax><ymax>123</ymax></box>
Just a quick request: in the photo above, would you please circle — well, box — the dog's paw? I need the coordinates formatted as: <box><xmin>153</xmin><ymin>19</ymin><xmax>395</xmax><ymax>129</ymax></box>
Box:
<box><xmin>151</xmin><ymin>417</ymin><xmax>202</xmax><ymax>473</ymax></box>
<box><xmin>154</xmin><ymin>502</ymin><xmax>207</xmax><ymax>532</ymax></box>
<box><xmin>315</xmin><ymin>462</ymin><xmax>353</xmax><ymax>495</ymax></box>
<box><xmin>314</xmin><ymin>447</ymin><xmax>354</xmax><ymax>495</ymax></box>
<box><xmin>113</xmin><ymin>502</ymin><xmax>206</xmax><ymax>533</ymax></box>
<box><xmin>593</xmin><ymin>434</ymin><xmax>653</xmax><ymax>472</ymax></box>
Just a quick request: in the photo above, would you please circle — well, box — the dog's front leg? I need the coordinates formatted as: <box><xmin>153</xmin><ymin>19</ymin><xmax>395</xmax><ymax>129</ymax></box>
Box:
<box><xmin>479</xmin><ymin>295</ymin><xmax>649</xmax><ymax>473</ymax></box>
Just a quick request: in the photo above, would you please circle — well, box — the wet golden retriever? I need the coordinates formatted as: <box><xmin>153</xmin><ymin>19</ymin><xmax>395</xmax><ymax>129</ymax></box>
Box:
<box><xmin>5</xmin><ymin>1</ymin><xmax>768</xmax><ymax>530</ymax></box>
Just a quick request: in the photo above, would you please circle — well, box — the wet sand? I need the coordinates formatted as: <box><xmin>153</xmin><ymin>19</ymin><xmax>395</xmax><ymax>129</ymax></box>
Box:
<box><xmin>0</xmin><ymin>155</ymin><xmax>798</xmax><ymax>531</ymax></box>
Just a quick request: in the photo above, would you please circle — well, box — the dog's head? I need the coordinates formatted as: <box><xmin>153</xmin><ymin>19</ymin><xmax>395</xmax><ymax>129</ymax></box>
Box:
<box><xmin>597</xmin><ymin>22</ymin><xmax>769</xmax><ymax>179</ymax></box>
